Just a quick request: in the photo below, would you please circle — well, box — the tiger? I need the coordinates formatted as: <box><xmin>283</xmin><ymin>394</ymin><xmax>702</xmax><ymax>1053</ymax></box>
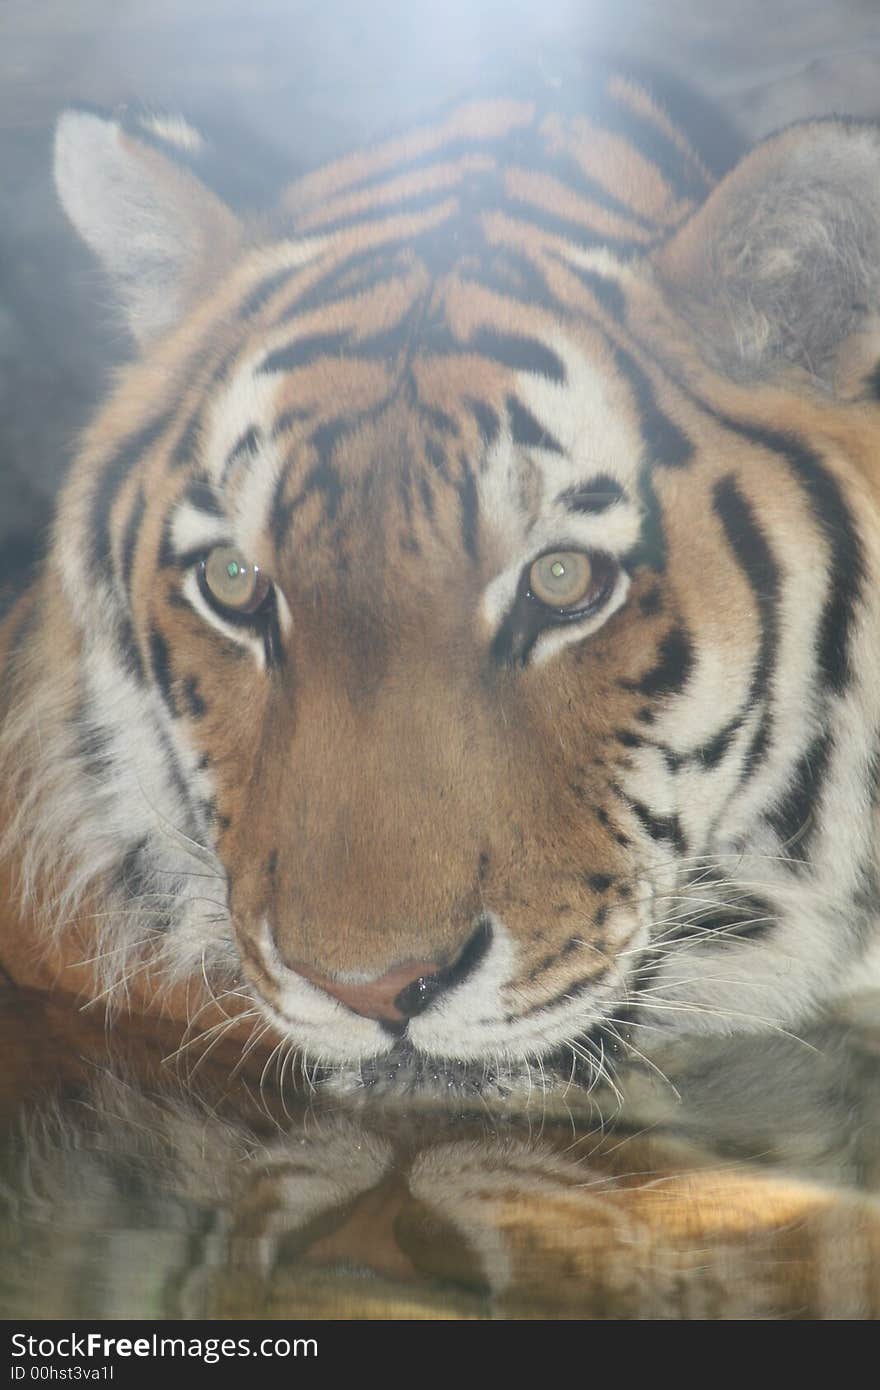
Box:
<box><xmin>2</xmin><ymin>69</ymin><xmax>880</xmax><ymax>1098</ymax></box>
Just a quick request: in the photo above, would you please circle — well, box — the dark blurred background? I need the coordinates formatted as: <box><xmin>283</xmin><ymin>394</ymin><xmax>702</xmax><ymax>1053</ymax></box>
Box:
<box><xmin>3</xmin><ymin>0</ymin><xmax>880</xmax><ymax>571</ymax></box>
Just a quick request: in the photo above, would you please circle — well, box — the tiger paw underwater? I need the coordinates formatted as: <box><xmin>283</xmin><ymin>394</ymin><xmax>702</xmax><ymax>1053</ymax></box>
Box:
<box><xmin>2</xmin><ymin>71</ymin><xmax>880</xmax><ymax>1097</ymax></box>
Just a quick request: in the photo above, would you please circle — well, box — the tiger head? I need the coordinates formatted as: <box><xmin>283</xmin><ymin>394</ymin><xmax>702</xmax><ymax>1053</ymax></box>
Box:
<box><xmin>3</xmin><ymin>81</ymin><xmax>880</xmax><ymax>1092</ymax></box>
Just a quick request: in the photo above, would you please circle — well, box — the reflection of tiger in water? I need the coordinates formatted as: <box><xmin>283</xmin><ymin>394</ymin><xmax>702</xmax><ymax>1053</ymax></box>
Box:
<box><xmin>2</xmin><ymin>72</ymin><xmax>880</xmax><ymax>1093</ymax></box>
<box><xmin>3</xmin><ymin>997</ymin><xmax>880</xmax><ymax>1319</ymax></box>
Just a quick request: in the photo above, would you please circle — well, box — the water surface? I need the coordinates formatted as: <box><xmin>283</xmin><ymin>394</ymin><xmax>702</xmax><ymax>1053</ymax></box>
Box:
<box><xmin>2</xmin><ymin>986</ymin><xmax>879</xmax><ymax>1319</ymax></box>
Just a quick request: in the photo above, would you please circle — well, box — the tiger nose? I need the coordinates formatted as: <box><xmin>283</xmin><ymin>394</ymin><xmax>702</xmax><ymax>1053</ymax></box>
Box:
<box><xmin>291</xmin><ymin>920</ymin><xmax>493</xmax><ymax>1031</ymax></box>
<box><xmin>295</xmin><ymin>959</ymin><xmax>446</xmax><ymax>1028</ymax></box>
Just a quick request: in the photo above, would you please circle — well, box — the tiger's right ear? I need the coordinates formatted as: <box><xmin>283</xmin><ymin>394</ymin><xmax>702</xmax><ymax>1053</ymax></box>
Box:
<box><xmin>54</xmin><ymin>110</ymin><xmax>242</xmax><ymax>349</ymax></box>
<box><xmin>653</xmin><ymin>120</ymin><xmax>880</xmax><ymax>396</ymax></box>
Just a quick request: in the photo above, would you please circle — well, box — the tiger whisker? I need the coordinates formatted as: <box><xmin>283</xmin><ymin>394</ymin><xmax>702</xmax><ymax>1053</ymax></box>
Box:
<box><xmin>161</xmin><ymin>1007</ymin><xmax>261</xmax><ymax>1071</ymax></box>
<box><xmin>230</xmin><ymin>1021</ymin><xmax>276</xmax><ymax>1080</ymax></box>
<box><xmin>614</xmin><ymin>994</ymin><xmax>820</xmax><ymax>1052</ymax></box>
<box><xmin>600</xmin><ymin>1019</ymin><xmax>682</xmax><ymax>1101</ymax></box>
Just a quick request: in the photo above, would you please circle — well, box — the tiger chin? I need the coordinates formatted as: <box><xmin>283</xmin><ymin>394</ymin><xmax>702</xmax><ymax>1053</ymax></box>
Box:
<box><xmin>2</xmin><ymin>74</ymin><xmax>880</xmax><ymax>1100</ymax></box>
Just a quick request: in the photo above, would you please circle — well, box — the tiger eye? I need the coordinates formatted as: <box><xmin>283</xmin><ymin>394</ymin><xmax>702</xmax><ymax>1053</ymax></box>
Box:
<box><xmin>203</xmin><ymin>546</ymin><xmax>267</xmax><ymax>613</ymax></box>
<box><xmin>529</xmin><ymin>551</ymin><xmax>594</xmax><ymax>608</ymax></box>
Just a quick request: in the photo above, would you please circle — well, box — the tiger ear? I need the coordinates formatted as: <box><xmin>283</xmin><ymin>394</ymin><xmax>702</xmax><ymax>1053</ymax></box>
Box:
<box><xmin>655</xmin><ymin>121</ymin><xmax>880</xmax><ymax>395</ymax></box>
<box><xmin>54</xmin><ymin>109</ymin><xmax>242</xmax><ymax>348</ymax></box>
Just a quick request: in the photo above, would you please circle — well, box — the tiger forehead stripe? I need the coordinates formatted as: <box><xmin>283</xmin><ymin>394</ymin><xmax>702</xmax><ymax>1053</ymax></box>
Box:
<box><xmin>280</xmin><ymin>91</ymin><xmax>715</xmax><ymax>262</ymax></box>
<box><xmin>504</xmin><ymin>167</ymin><xmax>658</xmax><ymax>249</ymax></box>
<box><xmin>257</xmin><ymin>323</ymin><xmax>567</xmax><ymax>385</ymax></box>
<box><xmin>283</xmin><ymin>98</ymin><xmax>535</xmax><ymax>216</ymax></box>
<box><xmin>290</xmin><ymin>153</ymin><xmax>499</xmax><ymax>237</ymax></box>
<box><xmin>608</xmin><ymin>74</ymin><xmax>719</xmax><ymax>183</ymax></box>
<box><xmin>547</xmin><ymin>113</ymin><xmax>691</xmax><ymax>226</ymax></box>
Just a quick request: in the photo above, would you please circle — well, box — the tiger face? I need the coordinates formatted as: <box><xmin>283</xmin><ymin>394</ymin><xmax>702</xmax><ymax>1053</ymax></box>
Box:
<box><xmin>3</xmin><ymin>80</ymin><xmax>880</xmax><ymax>1092</ymax></box>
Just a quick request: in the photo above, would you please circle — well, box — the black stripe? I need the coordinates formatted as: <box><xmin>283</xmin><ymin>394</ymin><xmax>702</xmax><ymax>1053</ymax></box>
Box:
<box><xmin>496</xmin><ymin>193</ymin><xmax>649</xmax><ymax>257</ymax></box>
<box><xmin>605</xmin><ymin>82</ymin><xmax>713</xmax><ymax>204</ymax></box>
<box><xmin>116</xmin><ymin>616</ymin><xmax>146</xmax><ymax>683</ymax></box>
<box><xmin>270</xmin><ymin>457</ymin><xmax>296</xmax><ymax>552</ymax></box>
<box><xmin>302</xmin><ymin>119</ymin><xmax>658</xmax><ymax>238</ymax></box>
<box><xmin>557</xmin><ymin>474</ymin><xmax>625</xmax><ymax>514</ymax></box>
<box><xmin>712</xmin><ymin>475</ymin><xmax>780</xmax><ymax>774</ymax></box>
<box><xmin>170</xmin><ymin>411</ymin><xmax>203</xmax><ymax>471</ymax></box>
<box><xmin>557</xmin><ymin>259</ymin><xmax>626</xmax><ymax>319</ymax></box>
<box><xmin>184</xmin><ymin>475</ymin><xmax>225</xmax><ymax>517</ymax></box>
<box><xmin>280</xmin><ymin>248</ymin><xmax>410</xmax><ymax>322</ymax></box>
<box><xmin>696</xmin><ymin>714</ymin><xmax>745</xmax><ymax>769</ymax></box>
<box><xmin>289</xmin><ymin>120</ymin><xmax>661</xmax><ymax>274</ymax></box>
<box><xmin>396</xmin><ymin>462</ymin><xmax>413</xmax><ymax>521</ymax></box>
<box><xmin>272</xmin><ymin>447</ymin><xmax>347</xmax><ymax>552</ymax></box>
<box><xmin>628</xmin><ymin>798</ymin><xmax>686</xmax><ymax>852</ymax></box>
<box><xmin>721</xmin><ymin>425</ymin><xmax>863</xmax><ymax>696</ymax></box>
<box><xmin>509</xmin><ymin>964</ymin><xmax>612</xmax><ymax>1021</ymax></box>
<box><xmin>296</xmin><ymin>185</ymin><xmax>460</xmax><ymax>239</ymax></box>
<box><xmin>612</xmin><ymin>345</ymin><xmax>693</xmax><ymax>469</ymax></box>
<box><xmin>622</xmin><ymin>63</ymin><xmax>744</xmax><ymax>178</ymax></box>
<box><xmin>120</xmin><ymin>487</ymin><xmax>146</xmax><ymax>599</ymax></box>
<box><xmin>864</xmin><ymin>360</ymin><xmax>880</xmax><ymax>400</ymax></box>
<box><xmin>456</xmin><ymin>455</ymin><xmax>479</xmax><ymax>562</ymax></box>
<box><xmin>113</xmin><ymin>838</ymin><xmax>152</xmax><ymax>906</ymax></box>
<box><xmin>304</xmin><ymin>455</ymin><xmax>345</xmax><ymax>519</ymax></box>
<box><xmin>260</xmin><ymin>331</ymin><xmax>351</xmax><ymax>376</ymax></box>
<box><xmin>299</xmin><ymin>123</ymin><xmax>656</xmax><ymax>246</ymax></box>
<box><xmin>182</xmin><ymin>675</ymin><xmax>207</xmax><ymax>718</ymax></box>
<box><xmin>222</xmin><ymin>427</ymin><xmax>261</xmax><ymax>480</ymax></box>
<box><xmin>466</xmin><ymin>398</ymin><xmax>500</xmax><ymax>447</ymax></box>
<box><xmin>158</xmin><ymin>521</ymin><xmax>180</xmax><ymax>571</ymax></box>
<box><xmin>93</xmin><ymin>413</ymin><xmax>175</xmax><ymax>576</ymax></box>
<box><xmin>417</xmin><ymin>471</ymin><xmax>435</xmax><ymax>519</ymax></box>
<box><xmin>466</xmin><ymin>329</ymin><xmax>565</xmax><ymax>382</ymax></box>
<box><xmin>507</xmin><ymin>395</ymin><xmax>563</xmax><ymax>453</ymax></box>
<box><xmin>505</xmin><ymin>112</ymin><xmax>669</xmax><ymax>232</ymax></box>
<box><xmin>419</xmin><ymin>405</ymin><xmax>459</xmax><ymax>436</ymax></box>
<box><xmin>71</xmin><ymin>698</ymin><xmax>114</xmax><ymax>781</ymax></box>
<box><xmin>149</xmin><ymin>626</ymin><xmax>178</xmax><ymax>717</ymax></box>
<box><xmin>611</xmin><ymin>344</ymin><xmax>691</xmax><ymax>574</ymax></box>
<box><xmin>272</xmin><ymin>408</ymin><xmax>312</xmax><ymax>437</ymax></box>
<box><xmin>240</xmin><ymin>267</ymin><xmax>298</xmax><ymax>318</ymax></box>
<box><xmin>765</xmin><ymin>731</ymin><xmax>832</xmax><ymax>858</ymax></box>
<box><xmin>648</xmin><ymin>712</ymin><xmax>746</xmax><ymax>774</ymax></box>
<box><xmin>644</xmin><ymin>392</ymin><xmax>866</xmax><ymax>862</ymax></box>
<box><xmin>639</xmin><ymin>585</ymin><xmax>662</xmax><ymax>615</ymax></box>
<box><xmin>345</xmin><ymin>315</ymin><xmax>418</xmax><ymax>365</ymax></box>
<box><xmin>151</xmin><ymin>718</ymin><xmax>205</xmax><ymax>846</ymax></box>
<box><xmin>312</xmin><ymin>123</ymin><xmax>633</xmax><ymax>223</ymax></box>
<box><xmin>159</xmin><ymin>478</ymin><xmax>227</xmax><ymax>570</ymax></box>
<box><xmin>262</xmin><ymin>591</ymin><xmax>284</xmax><ymax>672</ymax></box>
<box><xmin>460</xmin><ymin>246</ymin><xmax>558</xmax><ymax>314</ymax></box>
<box><xmin>620</xmin><ymin>625</ymin><xmax>693</xmax><ymax>698</ymax></box>
<box><xmin>671</xmin><ymin>867</ymin><xmax>777</xmax><ymax>942</ymax></box>
<box><xmin>313</xmin><ymin>102</ymin><xmax>645</xmax><ymax>259</ymax></box>
<box><xmin>424</xmin><ymin>438</ymin><xmax>450</xmax><ymax>479</ymax></box>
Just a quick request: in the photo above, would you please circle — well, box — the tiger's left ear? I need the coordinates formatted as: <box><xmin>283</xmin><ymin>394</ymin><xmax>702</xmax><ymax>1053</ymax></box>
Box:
<box><xmin>54</xmin><ymin>110</ymin><xmax>242</xmax><ymax>349</ymax></box>
<box><xmin>655</xmin><ymin>121</ymin><xmax>880</xmax><ymax>397</ymax></box>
